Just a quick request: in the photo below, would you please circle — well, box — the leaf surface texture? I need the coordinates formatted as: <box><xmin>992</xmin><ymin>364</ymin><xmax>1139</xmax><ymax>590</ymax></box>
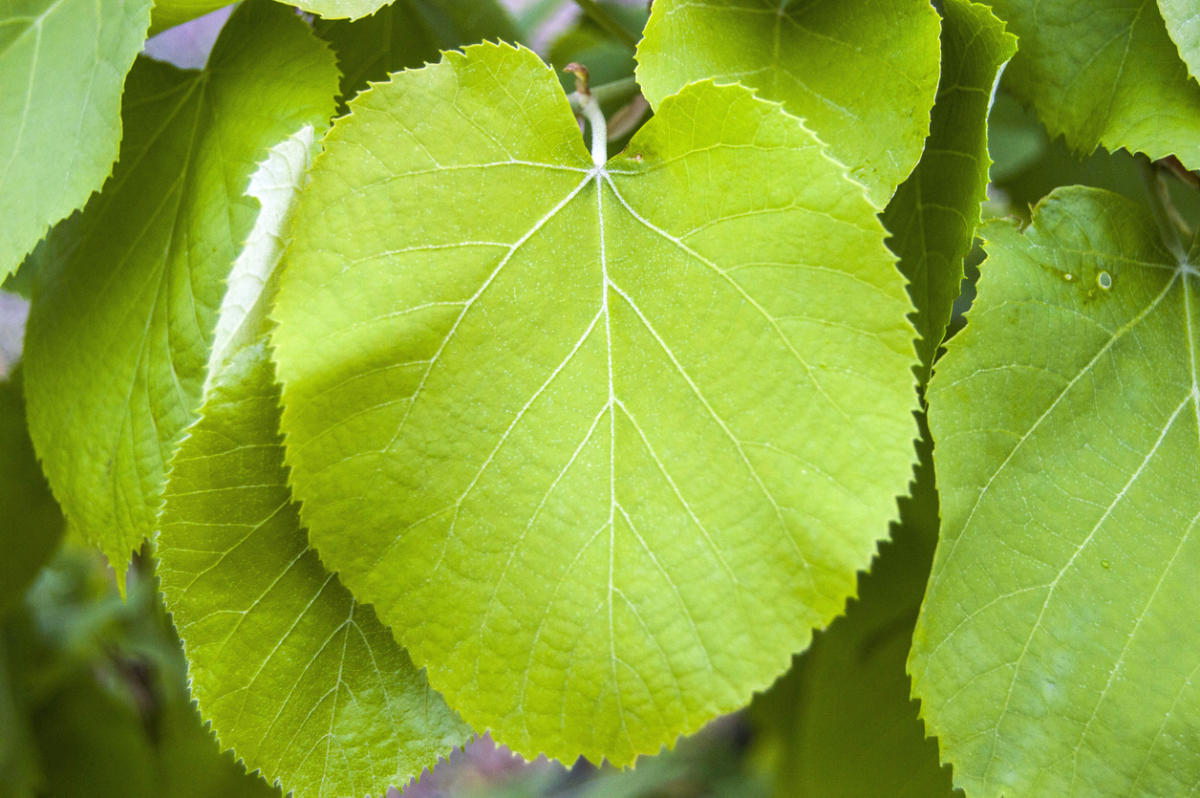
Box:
<box><xmin>272</xmin><ymin>43</ymin><xmax>918</xmax><ymax>764</ymax></box>
<box><xmin>157</xmin><ymin>125</ymin><xmax>468</xmax><ymax>798</ymax></box>
<box><xmin>1160</xmin><ymin>0</ymin><xmax>1200</xmax><ymax>82</ymax></box>
<box><xmin>987</xmin><ymin>0</ymin><xmax>1200</xmax><ymax>168</ymax></box>
<box><xmin>22</xmin><ymin>1</ymin><xmax>339</xmax><ymax>577</ymax></box>
<box><xmin>635</xmin><ymin>0</ymin><xmax>942</xmax><ymax>207</ymax></box>
<box><xmin>914</xmin><ymin>187</ymin><xmax>1200</xmax><ymax>796</ymax></box>
<box><xmin>883</xmin><ymin>0</ymin><xmax>1015</xmax><ymax>381</ymax></box>
<box><xmin>0</xmin><ymin>0</ymin><xmax>151</xmax><ymax>278</ymax></box>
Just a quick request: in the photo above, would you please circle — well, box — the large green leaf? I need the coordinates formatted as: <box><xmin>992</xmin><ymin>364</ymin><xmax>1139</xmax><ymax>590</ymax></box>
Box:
<box><xmin>987</xmin><ymin>0</ymin><xmax>1200</xmax><ymax>169</ymax></box>
<box><xmin>22</xmin><ymin>0</ymin><xmax>338</xmax><ymax>579</ymax></box>
<box><xmin>314</xmin><ymin>0</ymin><xmax>521</xmax><ymax>108</ymax></box>
<box><xmin>1159</xmin><ymin>0</ymin><xmax>1200</xmax><ymax>83</ymax></box>
<box><xmin>0</xmin><ymin>0</ymin><xmax>152</xmax><ymax>279</ymax></box>
<box><xmin>272</xmin><ymin>42</ymin><xmax>917</xmax><ymax>764</ymax></box>
<box><xmin>913</xmin><ymin>187</ymin><xmax>1200</xmax><ymax>796</ymax></box>
<box><xmin>883</xmin><ymin>0</ymin><xmax>1015</xmax><ymax>382</ymax></box>
<box><xmin>0</xmin><ymin>369</ymin><xmax>63</xmax><ymax>617</ymax></box>
<box><xmin>635</xmin><ymin>0</ymin><xmax>942</xmax><ymax>207</ymax></box>
<box><xmin>753</xmin><ymin>420</ymin><xmax>955</xmax><ymax>798</ymax></box>
<box><xmin>157</xmin><ymin>127</ymin><xmax>469</xmax><ymax>798</ymax></box>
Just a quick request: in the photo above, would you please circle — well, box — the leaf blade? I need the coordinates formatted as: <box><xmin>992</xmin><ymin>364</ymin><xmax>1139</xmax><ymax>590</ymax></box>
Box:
<box><xmin>635</xmin><ymin>0</ymin><xmax>942</xmax><ymax>207</ymax></box>
<box><xmin>988</xmin><ymin>0</ymin><xmax>1200</xmax><ymax>169</ymax></box>
<box><xmin>272</xmin><ymin>43</ymin><xmax>918</xmax><ymax>764</ymax></box>
<box><xmin>0</xmin><ymin>0</ymin><xmax>152</xmax><ymax>278</ymax></box>
<box><xmin>22</xmin><ymin>0</ymin><xmax>339</xmax><ymax>577</ymax></box>
<box><xmin>914</xmin><ymin>187</ymin><xmax>1200</xmax><ymax>796</ymax></box>
<box><xmin>157</xmin><ymin>124</ymin><xmax>469</xmax><ymax>798</ymax></box>
<box><xmin>883</xmin><ymin>0</ymin><xmax>1016</xmax><ymax>381</ymax></box>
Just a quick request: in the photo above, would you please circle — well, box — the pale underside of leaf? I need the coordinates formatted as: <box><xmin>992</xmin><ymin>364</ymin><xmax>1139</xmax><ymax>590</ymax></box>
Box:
<box><xmin>635</xmin><ymin>0</ymin><xmax>942</xmax><ymax>207</ymax></box>
<box><xmin>0</xmin><ymin>0</ymin><xmax>152</xmax><ymax>279</ymax></box>
<box><xmin>22</xmin><ymin>0</ymin><xmax>339</xmax><ymax>578</ymax></box>
<box><xmin>914</xmin><ymin>187</ymin><xmax>1200</xmax><ymax>797</ymax></box>
<box><xmin>159</xmin><ymin>347</ymin><xmax>469</xmax><ymax>798</ymax></box>
<box><xmin>988</xmin><ymin>0</ymin><xmax>1200</xmax><ymax>170</ymax></box>
<box><xmin>206</xmin><ymin>125</ymin><xmax>316</xmax><ymax>386</ymax></box>
<box><xmin>272</xmin><ymin>42</ymin><xmax>918</xmax><ymax>765</ymax></box>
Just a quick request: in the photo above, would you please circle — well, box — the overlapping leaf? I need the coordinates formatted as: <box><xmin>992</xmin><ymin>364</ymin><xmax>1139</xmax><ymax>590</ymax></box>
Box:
<box><xmin>987</xmin><ymin>0</ymin><xmax>1200</xmax><ymax>169</ymax></box>
<box><xmin>754</xmin><ymin>422</ymin><xmax>954</xmax><ymax>797</ymax></box>
<box><xmin>1160</xmin><ymin>0</ymin><xmax>1200</xmax><ymax>84</ymax></box>
<box><xmin>22</xmin><ymin>0</ymin><xmax>338</xmax><ymax>578</ymax></box>
<box><xmin>883</xmin><ymin>0</ymin><xmax>1015</xmax><ymax>381</ymax></box>
<box><xmin>914</xmin><ymin>187</ymin><xmax>1200</xmax><ymax>796</ymax></box>
<box><xmin>272</xmin><ymin>42</ymin><xmax>917</xmax><ymax>764</ymax></box>
<box><xmin>157</xmin><ymin>127</ymin><xmax>469</xmax><ymax>798</ymax></box>
<box><xmin>636</xmin><ymin>0</ymin><xmax>942</xmax><ymax>207</ymax></box>
<box><xmin>0</xmin><ymin>0</ymin><xmax>152</xmax><ymax>279</ymax></box>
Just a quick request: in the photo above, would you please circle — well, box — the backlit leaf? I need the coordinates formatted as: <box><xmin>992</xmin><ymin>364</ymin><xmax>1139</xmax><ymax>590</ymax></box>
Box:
<box><xmin>913</xmin><ymin>187</ymin><xmax>1200</xmax><ymax>796</ymax></box>
<box><xmin>272</xmin><ymin>43</ymin><xmax>917</xmax><ymax>764</ymax></box>
<box><xmin>22</xmin><ymin>0</ymin><xmax>338</xmax><ymax>579</ymax></box>
<box><xmin>0</xmin><ymin>0</ymin><xmax>152</xmax><ymax>278</ymax></box>
<box><xmin>635</xmin><ymin>0</ymin><xmax>942</xmax><ymax>207</ymax></box>
<box><xmin>157</xmin><ymin>126</ymin><xmax>469</xmax><ymax>798</ymax></box>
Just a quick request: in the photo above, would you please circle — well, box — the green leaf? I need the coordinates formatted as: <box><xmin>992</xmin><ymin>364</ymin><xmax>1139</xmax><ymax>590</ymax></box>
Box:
<box><xmin>285</xmin><ymin>0</ymin><xmax>397</xmax><ymax>23</ymax></box>
<box><xmin>272</xmin><ymin>42</ymin><xmax>917</xmax><ymax>764</ymax></box>
<box><xmin>313</xmin><ymin>0</ymin><xmax>521</xmax><ymax>110</ymax></box>
<box><xmin>753</xmin><ymin>419</ymin><xmax>955</xmax><ymax>798</ymax></box>
<box><xmin>22</xmin><ymin>0</ymin><xmax>339</xmax><ymax>579</ymax></box>
<box><xmin>987</xmin><ymin>0</ymin><xmax>1200</xmax><ymax>169</ymax></box>
<box><xmin>157</xmin><ymin>127</ymin><xmax>469</xmax><ymax>798</ymax></box>
<box><xmin>635</xmin><ymin>0</ymin><xmax>942</xmax><ymax>207</ymax></box>
<box><xmin>0</xmin><ymin>369</ymin><xmax>63</xmax><ymax>617</ymax></box>
<box><xmin>0</xmin><ymin>0</ymin><xmax>152</xmax><ymax>279</ymax></box>
<box><xmin>883</xmin><ymin>0</ymin><xmax>1015</xmax><ymax>382</ymax></box>
<box><xmin>1159</xmin><ymin>0</ymin><xmax>1200</xmax><ymax>84</ymax></box>
<box><xmin>913</xmin><ymin>186</ymin><xmax>1200</xmax><ymax>796</ymax></box>
<box><xmin>160</xmin><ymin>343</ymin><xmax>469</xmax><ymax>798</ymax></box>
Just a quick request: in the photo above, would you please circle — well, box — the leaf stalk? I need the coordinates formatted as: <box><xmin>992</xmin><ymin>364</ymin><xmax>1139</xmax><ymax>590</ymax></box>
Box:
<box><xmin>565</xmin><ymin>64</ymin><xmax>609</xmax><ymax>167</ymax></box>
